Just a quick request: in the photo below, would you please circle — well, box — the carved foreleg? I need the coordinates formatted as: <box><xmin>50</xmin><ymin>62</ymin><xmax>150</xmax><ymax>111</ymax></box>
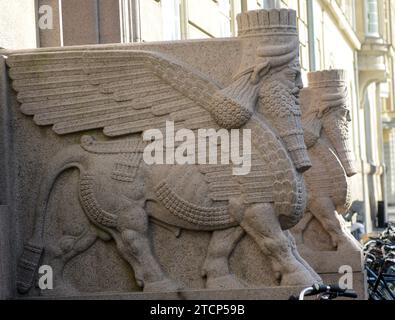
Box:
<box><xmin>115</xmin><ymin>205</ymin><xmax>182</xmax><ymax>292</ymax></box>
<box><xmin>202</xmin><ymin>227</ymin><xmax>247</xmax><ymax>289</ymax></box>
<box><xmin>337</xmin><ymin>213</ymin><xmax>362</xmax><ymax>249</ymax></box>
<box><xmin>290</xmin><ymin>211</ymin><xmax>313</xmax><ymax>246</ymax></box>
<box><xmin>240</xmin><ymin>203</ymin><xmax>320</xmax><ymax>286</ymax></box>
<box><xmin>309</xmin><ymin>197</ymin><xmax>361</xmax><ymax>250</ymax></box>
<box><xmin>284</xmin><ymin>230</ymin><xmax>322</xmax><ymax>283</ymax></box>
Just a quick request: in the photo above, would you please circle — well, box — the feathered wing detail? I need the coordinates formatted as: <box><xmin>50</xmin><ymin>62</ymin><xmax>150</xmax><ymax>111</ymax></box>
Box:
<box><xmin>6</xmin><ymin>50</ymin><xmax>222</xmax><ymax>137</ymax></box>
<box><xmin>305</xmin><ymin>141</ymin><xmax>350</xmax><ymax>213</ymax></box>
<box><xmin>197</xmin><ymin>116</ymin><xmax>305</xmax><ymax>230</ymax></box>
<box><xmin>6</xmin><ymin>49</ymin><xmax>302</xmax><ymax>228</ymax></box>
<box><xmin>198</xmin><ymin>150</ymin><xmax>274</xmax><ymax>203</ymax></box>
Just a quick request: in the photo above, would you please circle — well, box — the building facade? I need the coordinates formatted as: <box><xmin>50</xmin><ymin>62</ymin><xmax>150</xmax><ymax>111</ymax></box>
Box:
<box><xmin>1</xmin><ymin>0</ymin><xmax>395</xmax><ymax>231</ymax></box>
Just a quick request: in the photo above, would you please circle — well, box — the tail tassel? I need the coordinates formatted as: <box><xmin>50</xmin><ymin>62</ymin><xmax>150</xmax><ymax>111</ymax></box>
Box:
<box><xmin>16</xmin><ymin>242</ymin><xmax>43</xmax><ymax>294</ymax></box>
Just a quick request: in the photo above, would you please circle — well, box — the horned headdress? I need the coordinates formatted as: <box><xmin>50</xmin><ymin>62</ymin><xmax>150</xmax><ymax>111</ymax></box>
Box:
<box><xmin>307</xmin><ymin>70</ymin><xmax>349</xmax><ymax>117</ymax></box>
<box><xmin>212</xmin><ymin>9</ymin><xmax>300</xmax><ymax>128</ymax></box>
<box><xmin>301</xmin><ymin>69</ymin><xmax>349</xmax><ymax>147</ymax></box>
<box><xmin>302</xmin><ymin>69</ymin><xmax>357</xmax><ymax>176</ymax></box>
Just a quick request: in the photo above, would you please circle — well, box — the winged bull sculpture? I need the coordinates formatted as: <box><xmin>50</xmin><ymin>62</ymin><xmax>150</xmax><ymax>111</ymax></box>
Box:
<box><xmin>201</xmin><ymin>70</ymin><xmax>362</xmax><ymax>286</ymax></box>
<box><xmin>7</xmin><ymin>9</ymin><xmax>321</xmax><ymax>294</ymax></box>
<box><xmin>292</xmin><ymin>70</ymin><xmax>361</xmax><ymax>251</ymax></box>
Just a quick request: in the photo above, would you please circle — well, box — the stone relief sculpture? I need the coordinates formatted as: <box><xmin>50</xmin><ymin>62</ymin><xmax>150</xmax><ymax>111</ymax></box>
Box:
<box><xmin>203</xmin><ymin>70</ymin><xmax>363</xmax><ymax>286</ymax></box>
<box><xmin>291</xmin><ymin>70</ymin><xmax>362</xmax><ymax>252</ymax></box>
<box><xmin>7</xmin><ymin>9</ymin><xmax>322</xmax><ymax>295</ymax></box>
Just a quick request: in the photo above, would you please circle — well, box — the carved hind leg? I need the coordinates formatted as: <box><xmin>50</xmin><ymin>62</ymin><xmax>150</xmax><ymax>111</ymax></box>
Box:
<box><xmin>202</xmin><ymin>227</ymin><xmax>247</xmax><ymax>289</ymax></box>
<box><xmin>240</xmin><ymin>203</ymin><xmax>320</xmax><ymax>286</ymax></box>
<box><xmin>45</xmin><ymin>226</ymin><xmax>104</xmax><ymax>295</ymax></box>
<box><xmin>290</xmin><ymin>211</ymin><xmax>313</xmax><ymax>246</ymax></box>
<box><xmin>309</xmin><ymin>197</ymin><xmax>361</xmax><ymax>250</ymax></box>
<box><xmin>114</xmin><ymin>205</ymin><xmax>181</xmax><ymax>292</ymax></box>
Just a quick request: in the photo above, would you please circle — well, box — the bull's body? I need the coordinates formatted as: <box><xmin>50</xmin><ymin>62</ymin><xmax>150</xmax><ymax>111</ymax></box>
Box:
<box><xmin>16</xmin><ymin>122</ymin><xmax>319</xmax><ymax>293</ymax></box>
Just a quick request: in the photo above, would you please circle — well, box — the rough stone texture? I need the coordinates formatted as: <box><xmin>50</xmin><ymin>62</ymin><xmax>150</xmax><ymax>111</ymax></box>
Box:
<box><xmin>0</xmin><ymin>55</ymin><xmax>15</xmax><ymax>300</ymax></box>
<box><xmin>0</xmin><ymin>205</ymin><xmax>13</xmax><ymax>299</ymax></box>
<box><xmin>0</xmin><ymin>9</ymin><xmax>364</xmax><ymax>299</ymax></box>
<box><xmin>23</xmin><ymin>271</ymin><xmax>367</xmax><ymax>300</ymax></box>
<box><xmin>291</xmin><ymin>70</ymin><xmax>365</xmax><ymax>288</ymax></box>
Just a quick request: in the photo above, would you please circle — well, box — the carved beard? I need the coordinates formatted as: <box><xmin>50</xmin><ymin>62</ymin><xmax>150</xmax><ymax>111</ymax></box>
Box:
<box><xmin>257</xmin><ymin>80</ymin><xmax>301</xmax><ymax>136</ymax></box>
<box><xmin>258</xmin><ymin>80</ymin><xmax>311</xmax><ymax>172</ymax></box>
<box><xmin>323</xmin><ymin>112</ymin><xmax>357</xmax><ymax>177</ymax></box>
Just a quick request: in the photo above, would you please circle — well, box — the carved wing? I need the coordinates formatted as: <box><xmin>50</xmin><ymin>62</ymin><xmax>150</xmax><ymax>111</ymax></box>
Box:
<box><xmin>6</xmin><ymin>49</ymin><xmax>303</xmax><ymax>228</ymax></box>
<box><xmin>6</xmin><ymin>50</ymin><xmax>227</xmax><ymax>136</ymax></box>
<box><xmin>305</xmin><ymin>141</ymin><xmax>350</xmax><ymax>212</ymax></box>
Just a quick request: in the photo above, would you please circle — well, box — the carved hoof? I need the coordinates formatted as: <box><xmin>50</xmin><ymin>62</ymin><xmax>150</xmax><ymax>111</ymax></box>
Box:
<box><xmin>292</xmin><ymin>253</ymin><xmax>322</xmax><ymax>284</ymax></box>
<box><xmin>143</xmin><ymin>278</ymin><xmax>183</xmax><ymax>293</ymax></box>
<box><xmin>206</xmin><ymin>274</ymin><xmax>248</xmax><ymax>290</ymax></box>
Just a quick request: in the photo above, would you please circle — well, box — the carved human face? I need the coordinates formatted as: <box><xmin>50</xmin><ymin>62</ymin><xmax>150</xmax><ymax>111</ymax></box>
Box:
<box><xmin>322</xmin><ymin>105</ymin><xmax>357</xmax><ymax>177</ymax></box>
<box><xmin>257</xmin><ymin>60</ymin><xmax>311</xmax><ymax>173</ymax></box>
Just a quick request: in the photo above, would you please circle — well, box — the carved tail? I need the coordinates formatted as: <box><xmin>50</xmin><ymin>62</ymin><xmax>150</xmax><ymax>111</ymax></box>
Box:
<box><xmin>17</xmin><ymin>145</ymin><xmax>89</xmax><ymax>294</ymax></box>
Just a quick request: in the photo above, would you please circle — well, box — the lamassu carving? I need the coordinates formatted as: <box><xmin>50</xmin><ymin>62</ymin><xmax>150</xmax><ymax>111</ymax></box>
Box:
<box><xmin>7</xmin><ymin>9</ymin><xmax>320</xmax><ymax>294</ymax></box>
<box><xmin>196</xmin><ymin>70</ymin><xmax>363</xmax><ymax>288</ymax></box>
<box><xmin>291</xmin><ymin>70</ymin><xmax>362</xmax><ymax>252</ymax></box>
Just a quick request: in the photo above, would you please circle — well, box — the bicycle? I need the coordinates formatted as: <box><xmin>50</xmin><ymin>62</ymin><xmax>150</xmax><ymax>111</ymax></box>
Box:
<box><xmin>364</xmin><ymin>243</ymin><xmax>395</xmax><ymax>300</ymax></box>
<box><xmin>289</xmin><ymin>284</ymin><xmax>358</xmax><ymax>300</ymax></box>
<box><xmin>363</xmin><ymin>224</ymin><xmax>395</xmax><ymax>300</ymax></box>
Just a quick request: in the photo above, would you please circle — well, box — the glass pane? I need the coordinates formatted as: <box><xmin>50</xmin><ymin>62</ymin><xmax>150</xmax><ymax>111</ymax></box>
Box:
<box><xmin>366</xmin><ymin>0</ymin><xmax>379</xmax><ymax>35</ymax></box>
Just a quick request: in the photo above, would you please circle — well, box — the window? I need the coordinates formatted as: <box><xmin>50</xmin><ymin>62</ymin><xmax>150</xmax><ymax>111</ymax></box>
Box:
<box><xmin>366</xmin><ymin>0</ymin><xmax>379</xmax><ymax>36</ymax></box>
<box><xmin>336</xmin><ymin>0</ymin><xmax>356</xmax><ymax>29</ymax></box>
<box><xmin>262</xmin><ymin>0</ymin><xmax>279</xmax><ymax>9</ymax></box>
<box><xmin>161</xmin><ymin>0</ymin><xmax>181</xmax><ymax>40</ymax></box>
<box><xmin>217</xmin><ymin>0</ymin><xmax>232</xmax><ymax>37</ymax></box>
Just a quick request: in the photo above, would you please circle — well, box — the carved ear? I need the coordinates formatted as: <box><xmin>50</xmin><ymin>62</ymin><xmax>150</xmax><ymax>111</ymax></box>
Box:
<box><xmin>318</xmin><ymin>87</ymin><xmax>348</xmax><ymax>118</ymax></box>
<box><xmin>250</xmin><ymin>61</ymin><xmax>271</xmax><ymax>84</ymax></box>
<box><xmin>318</xmin><ymin>98</ymin><xmax>347</xmax><ymax>118</ymax></box>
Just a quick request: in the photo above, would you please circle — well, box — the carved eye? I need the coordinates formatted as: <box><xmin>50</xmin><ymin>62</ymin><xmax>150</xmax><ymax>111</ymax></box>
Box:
<box><xmin>285</xmin><ymin>70</ymin><xmax>297</xmax><ymax>81</ymax></box>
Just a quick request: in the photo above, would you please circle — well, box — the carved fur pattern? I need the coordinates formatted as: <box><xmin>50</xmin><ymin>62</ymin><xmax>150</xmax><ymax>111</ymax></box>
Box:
<box><xmin>245</xmin><ymin>118</ymin><xmax>305</xmax><ymax>227</ymax></box>
<box><xmin>209</xmin><ymin>92</ymin><xmax>252</xmax><ymax>129</ymax></box>
<box><xmin>79</xmin><ymin>175</ymin><xmax>118</xmax><ymax>227</ymax></box>
<box><xmin>111</xmin><ymin>153</ymin><xmax>143</xmax><ymax>182</ymax></box>
<box><xmin>155</xmin><ymin>181</ymin><xmax>234</xmax><ymax>227</ymax></box>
